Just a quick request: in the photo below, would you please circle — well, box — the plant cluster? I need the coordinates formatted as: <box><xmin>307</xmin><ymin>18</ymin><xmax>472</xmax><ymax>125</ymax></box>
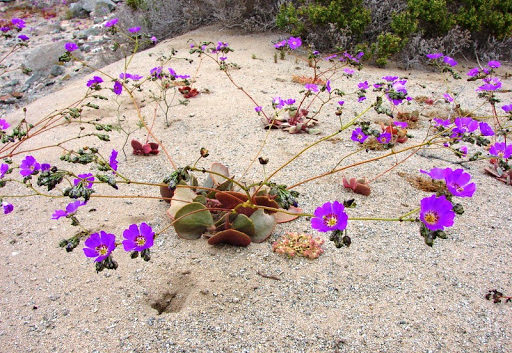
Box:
<box><xmin>0</xmin><ymin>11</ymin><xmax>511</xmax><ymax>280</ymax></box>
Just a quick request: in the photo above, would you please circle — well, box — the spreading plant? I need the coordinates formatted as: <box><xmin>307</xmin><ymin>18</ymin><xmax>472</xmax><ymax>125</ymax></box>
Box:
<box><xmin>0</xmin><ymin>13</ymin><xmax>511</xmax><ymax>280</ymax></box>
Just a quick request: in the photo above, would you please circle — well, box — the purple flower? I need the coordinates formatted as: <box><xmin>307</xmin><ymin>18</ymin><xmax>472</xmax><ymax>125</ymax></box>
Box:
<box><xmin>20</xmin><ymin>155</ymin><xmax>40</xmax><ymax>177</ymax></box>
<box><xmin>325</xmin><ymin>54</ymin><xmax>337</xmax><ymax>61</ymax></box>
<box><xmin>0</xmin><ymin>119</ymin><xmax>10</xmax><ymax>130</ymax></box>
<box><xmin>489</xmin><ymin>142</ymin><xmax>512</xmax><ymax>159</ymax></box>
<box><xmin>120</xmin><ymin>72</ymin><xmax>143</xmax><ymax>81</ymax></box>
<box><xmin>305</xmin><ymin>83</ymin><xmax>319</xmax><ymax>92</ymax></box>
<box><xmin>273</xmin><ymin>97</ymin><xmax>284</xmax><ymax>109</ymax></box>
<box><xmin>477</xmin><ymin>77</ymin><xmax>502</xmax><ymax>91</ymax></box>
<box><xmin>358</xmin><ymin>96</ymin><xmax>366</xmax><ymax>103</ymax></box>
<box><xmin>113</xmin><ymin>81</ymin><xmax>122</xmax><ymax>95</ymax></box>
<box><xmin>122</xmin><ymin>222</ymin><xmax>154</xmax><ymax>252</ymax></box>
<box><xmin>128</xmin><ymin>26</ymin><xmax>141</xmax><ymax>33</ymax></box>
<box><xmin>274</xmin><ymin>40</ymin><xmax>287</xmax><ymax>49</ymax></box>
<box><xmin>443</xmin><ymin>93</ymin><xmax>454</xmax><ymax>103</ymax></box>
<box><xmin>168</xmin><ymin>68</ymin><xmax>189</xmax><ymax>79</ymax></box>
<box><xmin>151</xmin><ymin>36</ymin><xmax>157</xmax><ymax>43</ymax></box>
<box><xmin>18</xmin><ymin>34</ymin><xmax>29</xmax><ymax>41</ymax></box>
<box><xmin>358</xmin><ymin>81</ymin><xmax>369</xmax><ymax>90</ymax></box>
<box><xmin>65</xmin><ymin>42</ymin><xmax>78</xmax><ymax>52</ymax></box>
<box><xmin>109</xmin><ymin>149</ymin><xmax>118</xmax><ymax>172</ymax></box>
<box><xmin>2</xmin><ymin>202</ymin><xmax>13</xmax><ymax>214</ymax></box>
<box><xmin>74</xmin><ymin>173</ymin><xmax>94</xmax><ymax>189</ymax></box>
<box><xmin>254</xmin><ymin>106</ymin><xmax>262</xmax><ymax>113</ymax></box>
<box><xmin>338</xmin><ymin>101</ymin><xmax>345</xmax><ymax>106</ymax></box>
<box><xmin>41</xmin><ymin>163</ymin><xmax>51</xmax><ymax>172</ymax></box>
<box><xmin>433</xmin><ymin>118</ymin><xmax>451</xmax><ymax>128</ymax></box>
<box><xmin>284</xmin><ymin>98</ymin><xmax>296</xmax><ymax>105</ymax></box>
<box><xmin>377</xmin><ymin>132</ymin><xmax>391</xmax><ymax>144</ymax></box>
<box><xmin>216</xmin><ymin>41</ymin><xmax>229</xmax><ymax>51</ymax></box>
<box><xmin>343</xmin><ymin>68</ymin><xmax>354</xmax><ymax>75</ymax></box>
<box><xmin>443</xmin><ymin>56</ymin><xmax>457</xmax><ymax>67</ymax></box>
<box><xmin>311</xmin><ymin>201</ymin><xmax>348</xmax><ymax>232</ymax></box>
<box><xmin>104</xmin><ymin>18</ymin><xmax>118</xmax><ymax>27</ymax></box>
<box><xmin>150</xmin><ymin>66</ymin><xmax>163</xmax><ymax>78</ymax></box>
<box><xmin>420</xmin><ymin>195</ymin><xmax>455</xmax><ymax>231</ymax></box>
<box><xmin>325</xmin><ymin>80</ymin><xmax>331</xmax><ymax>93</ymax></box>
<box><xmin>0</xmin><ymin>163</ymin><xmax>9</xmax><ymax>179</ymax></box>
<box><xmin>11</xmin><ymin>18</ymin><xmax>25</xmax><ymax>29</ymax></box>
<box><xmin>420</xmin><ymin>167</ymin><xmax>452</xmax><ymax>180</ymax></box>
<box><xmin>393</xmin><ymin>121</ymin><xmax>408</xmax><ymax>128</ymax></box>
<box><xmin>83</xmin><ymin>231</ymin><xmax>116</xmax><ymax>262</ymax></box>
<box><xmin>467</xmin><ymin>67</ymin><xmax>479</xmax><ymax>77</ymax></box>
<box><xmin>479</xmin><ymin>122</ymin><xmax>494</xmax><ymax>136</ymax></box>
<box><xmin>287</xmin><ymin>37</ymin><xmax>302</xmax><ymax>50</ymax></box>
<box><xmin>52</xmin><ymin>200</ymin><xmax>86</xmax><ymax>220</ymax></box>
<box><xmin>454</xmin><ymin>117</ymin><xmax>478</xmax><ymax>133</ymax></box>
<box><xmin>219</xmin><ymin>56</ymin><xmax>227</xmax><ymax>61</ymax></box>
<box><xmin>444</xmin><ymin>169</ymin><xmax>476</xmax><ymax>198</ymax></box>
<box><xmin>86</xmin><ymin>76</ymin><xmax>103</xmax><ymax>88</ymax></box>
<box><xmin>426</xmin><ymin>53</ymin><xmax>443</xmax><ymax>60</ymax></box>
<box><xmin>382</xmin><ymin>75</ymin><xmax>398</xmax><ymax>82</ymax></box>
<box><xmin>1</xmin><ymin>27</ymin><xmax>10</xmax><ymax>33</ymax></box>
<box><xmin>502</xmin><ymin>104</ymin><xmax>512</xmax><ymax>113</ymax></box>
<box><xmin>458</xmin><ymin>146</ymin><xmax>468</xmax><ymax>157</ymax></box>
<box><xmin>351</xmin><ymin>127</ymin><xmax>368</xmax><ymax>144</ymax></box>
<box><xmin>373</xmin><ymin>83</ymin><xmax>383</xmax><ymax>89</ymax></box>
<box><xmin>488</xmin><ymin>60</ymin><xmax>501</xmax><ymax>69</ymax></box>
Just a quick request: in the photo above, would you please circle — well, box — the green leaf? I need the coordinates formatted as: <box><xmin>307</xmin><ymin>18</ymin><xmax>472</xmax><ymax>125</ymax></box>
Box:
<box><xmin>232</xmin><ymin>213</ymin><xmax>255</xmax><ymax>237</ymax></box>
<box><xmin>249</xmin><ymin>209</ymin><xmax>276</xmax><ymax>243</ymax></box>
<box><xmin>173</xmin><ymin>202</ymin><xmax>213</xmax><ymax>240</ymax></box>
<box><xmin>167</xmin><ymin>186</ymin><xmax>197</xmax><ymax>219</ymax></box>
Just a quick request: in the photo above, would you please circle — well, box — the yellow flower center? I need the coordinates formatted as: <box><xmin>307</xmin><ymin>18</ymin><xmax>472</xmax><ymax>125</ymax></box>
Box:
<box><xmin>424</xmin><ymin>211</ymin><xmax>439</xmax><ymax>225</ymax></box>
<box><xmin>135</xmin><ymin>236</ymin><xmax>146</xmax><ymax>247</ymax></box>
<box><xmin>323</xmin><ymin>214</ymin><xmax>338</xmax><ymax>227</ymax></box>
<box><xmin>96</xmin><ymin>245</ymin><xmax>108</xmax><ymax>256</ymax></box>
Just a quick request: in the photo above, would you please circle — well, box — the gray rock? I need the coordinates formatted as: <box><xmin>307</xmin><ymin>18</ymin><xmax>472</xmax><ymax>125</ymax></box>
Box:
<box><xmin>5</xmin><ymin>79</ymin><xmax>20</xmax><ymax>87</ymax></box>
<box><xmin>77</xmin><ymin>30</ymin><xmax>89</xmax><ymax>40</ymax></box>
<box><xmin>69</xmin><ymin>3</ymin><xmax>90</xmax><ymax>18</ymax></box>
<box><xmin>50</xmin><ymin>65</ymin><xmax>65</xmax><ymax>77</ymax></box>
<box><xmin>25</xmin><ymin>41</ymin><xmax>68</xmax><ymax>73</ymax></box>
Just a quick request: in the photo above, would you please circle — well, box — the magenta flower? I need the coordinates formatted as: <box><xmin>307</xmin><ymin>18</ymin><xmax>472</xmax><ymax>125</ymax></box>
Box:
<box><xmin>377</xmin><ymin>132</ymin><xmax>391</xmax><ymax>144</ymax></box>
<box><xmin>20</xmin><ymin>155</ymin><xmax>40</xmax><ymax>177</ymax></box>
<box><xmin>0</xmin><ymin>119</ymin><xmax>10</xmax><ymax>130</ymax></box>
<box><xmin>477</xmin><ymin>77</ymin><xmax>502</xmax><ymax>91</ymax></box>
<box><xmin>444</xmin><ymin>169</ymin><xmax>476</xmax><ymax>198</ymax></box>
<box><xmin>489</xmin><ymin>142</ymin><xmax>512</xmax><ymax>159</ymax></box>
<box><xmin>454</xmin><ymin>117</ymin><xmax>478</xmax><ymax>133</ymax></box>
<box><xmin>216</xmin><ymin>41</ymin><xmax>229</xmax><ymax>51</ymax></box>
<box><xmin>65</xmin><ymin>42</ymin><xmax>78</xmax><ymax>52</ymax></box>
<box><xmin>18</xmin><ymin>34</ymin><xmax>29</xmax><ymax>41</ymax></box>
<box><xmin>502</xmin><ymin>104</ymin><xmax>512</xmax><ymax>113</ymax></box>
<box><xmin>273</xmin><ymin>97</ymin><xmax>285</xmax><ymax>109</ymax></box>
<box><xmin>109</xmin><ymin>149</ymin><xmax>118</xmax><ymax>172</ymax></box>
<box><xmin>351</xmin><ymin>127</ymin><xmax>368</xmax><ymax>143</ymax></box>
<box><xmin>0</xmin><ymin>27</ymin><xmax>9</xmax><ymax>33</ymax></box>
<box><xmin>2</xmin><ymin>202</ymin><xmax>13</xmax><ymax>214</ymax></box>
<box><xmin>113</xmin><ymin>81</ymin><xmax>122</xmax><ymax>95</ymax></box>
<box><xmin>151</xmin><ymin>36</ymin><xmax>157</xmax><ymax>43</ymax></box>
<box><xmin>52</xmin><ymin>200</ymin><xmax>86</xmax><ymax>220</ymax></box>
<box><xmin>420</xmin><ymin>195</ymin><xmax>455</xmax><ymax>231</ymax></box>
<box><xmin>338</xmin><ymin>101</ymin><xmax>345</xmax><ymax>106</ymax></box>
<box><xmin>433</xmin><ymin>118</ymin><xmax>451</xmax><ymax>128</ymax></box>
<box><xmin>74</xmin><ymin>173</ymin><xmax>94</xmax><ymax>189</ymax></box>
<box><xmin>305</xmin><ymin>83</ymin><xmax>319</xmax><ymax>92</ymax></box>
<box><xmin>467</xmin><ymin>67</ymin><xmax>479</xmax><ymax>77</ymax></box>
<box><xmin>86</xmin><ymin>76</ymin><xmax>103</xmax><ymax>88</ymax></box>
<box><xmin>274</xmin><ymin>40</ymin><xmax>286</xmax><ymax>49</ymax></box>
<box><xmin>393</xmin><ymin>121</ymin><xmax>408</xmax><ymax>128</ymax></box>
<box><xmin>104</xmin><ymin>18</ymin><xmax>118</xmax><ymax>27</ymax></box>
<box><xmin>458</xmin><ymin>146</ymin><xmax>468</xmax><ymax>157</ymax></box>
<box><xmin>284</xmin><ymin>98</ymin><xmax>295</xmax><ymax>105</ymax></box>
<box><xmin>254</xmin><ymin>106</ymin><xmax>262</xmax><ymax>113</ymax></box>
<box><xmin>150</xmin><ymin>66</ymin><xmax>162</xmax><ymax>78</ymax></box>
<box><xmin>479</xmin><ymin>122</ymin><xmax>494</xmax><ymax>136</ymax></box>
<box><xmin>122</xmin><ymin>222</ymin><xmax>154</xmax><ymax>252</ymax></box>
<box><xmin>168</xmin><ymin>68</ymin><xmax>190</xmax><ymax>79</ymax></box>
<box><xmin>11</xmin><ymin>18</ymin><xmax>25</xmax><ymax>29</ymax></box>
<box><xmin>343</xmin><ymin>68</ymin><xmax>354</xmax><ymax>75</ymax></box>
<box><xmin>420</xmin><ymin>167</ymin><xmax>451</xmax><ymax>180</ymax></box>
<box><xmin>382</xmin><ymin>75</ymin><xmax>398</xmax><ymax>82</ymax></box>
<box><xmin>488</xmin><ymin>60</ymin><xmax>501</xmax><ymax>69</ymax></box>
<box><xmin>443</xmin><ymin>56</ymin><xmax>457</xmax><ymax>67</ymax></box>
<box><xmin>128</xmin><ymin>26</ymin><xmax>141</xmax><ymax>33</ymax></box>
<box><xmin>426</xmin><ymin>53</ymin><xmax>443</xmax><ymax>60</ymax></box>
<box><xmin>325</xmin><ymin>80</ymin><xmax>331</xmax><ymax>93</ymax></box>
<box><xmin>358</xmin><ymin>81</ymin><xmax>369</xmax><ymax>90</ymax></box>
<box><xmin>83</xmin><ymin>231</ymin><xmax>116</xmax><ymax>262</ymax></box>
<box><xmin>0</xmin><ymin>163</ymin><xmax>8</xmax><ymax>179</ymax></box>
<box><xmin>287</xmin><ymin>37</ymin><xmax>302</xmax><ymax>50</ymax></box>
<box><xmin>443</xmin><ymin>93</ymin><xmax>454</xmax><ymax>103</ymax></box>
<box><xmin>219</xmin><ymin>56</ymin><xmax>227</xmax><ymax>61</ymax></box>
<box><xmin>311</xmin><ymin>201</ymin><xmax>348</xmax><ymax>232</ymax></box>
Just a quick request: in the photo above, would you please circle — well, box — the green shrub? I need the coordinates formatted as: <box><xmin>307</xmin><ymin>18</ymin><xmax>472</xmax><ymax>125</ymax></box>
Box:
<box><xmin>455</xmin><ymin>0</ymin><xmax>512</xmax><ymax>40</ymax></box>
<box><xmin>126</xmin><ymin>0</ymin><xmax>146</xmax><ymax>10</ymax></box>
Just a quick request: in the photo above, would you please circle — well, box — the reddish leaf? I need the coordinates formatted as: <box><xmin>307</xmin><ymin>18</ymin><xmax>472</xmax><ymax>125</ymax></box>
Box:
<box><xmin>208</xmin><ymin>229</ymin><xmax>251</xmax><ymax>247</ymax></box>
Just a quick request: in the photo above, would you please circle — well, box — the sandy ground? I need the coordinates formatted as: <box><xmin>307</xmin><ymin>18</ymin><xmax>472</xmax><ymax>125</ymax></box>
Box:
<box><xmin>0</xmin><ymin>26</ymin><xmax>511</xmax><ymax>352</ymax></box>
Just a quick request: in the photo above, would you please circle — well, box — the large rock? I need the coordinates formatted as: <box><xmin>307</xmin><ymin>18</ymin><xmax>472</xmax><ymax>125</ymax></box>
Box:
<box><xmin>69</xmin><ymin>0</ymin><xmax>116</xmax><ymax>18</ymax></box>
<box><xmin>25</xmin><ymin>41</ymin><xmax>69</xmax><ymax>73</ymax></box>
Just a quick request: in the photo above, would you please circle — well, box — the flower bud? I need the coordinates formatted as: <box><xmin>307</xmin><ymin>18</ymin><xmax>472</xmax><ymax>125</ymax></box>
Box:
<box><xmin>200</xmin><ymin>148</ymin><xmax>209</xmax><ymax>158</ymax></box>
<box><xmin>258</xmin><ymin>157</ymin><xmax>269</xmax><ymax>165</ymax></box>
